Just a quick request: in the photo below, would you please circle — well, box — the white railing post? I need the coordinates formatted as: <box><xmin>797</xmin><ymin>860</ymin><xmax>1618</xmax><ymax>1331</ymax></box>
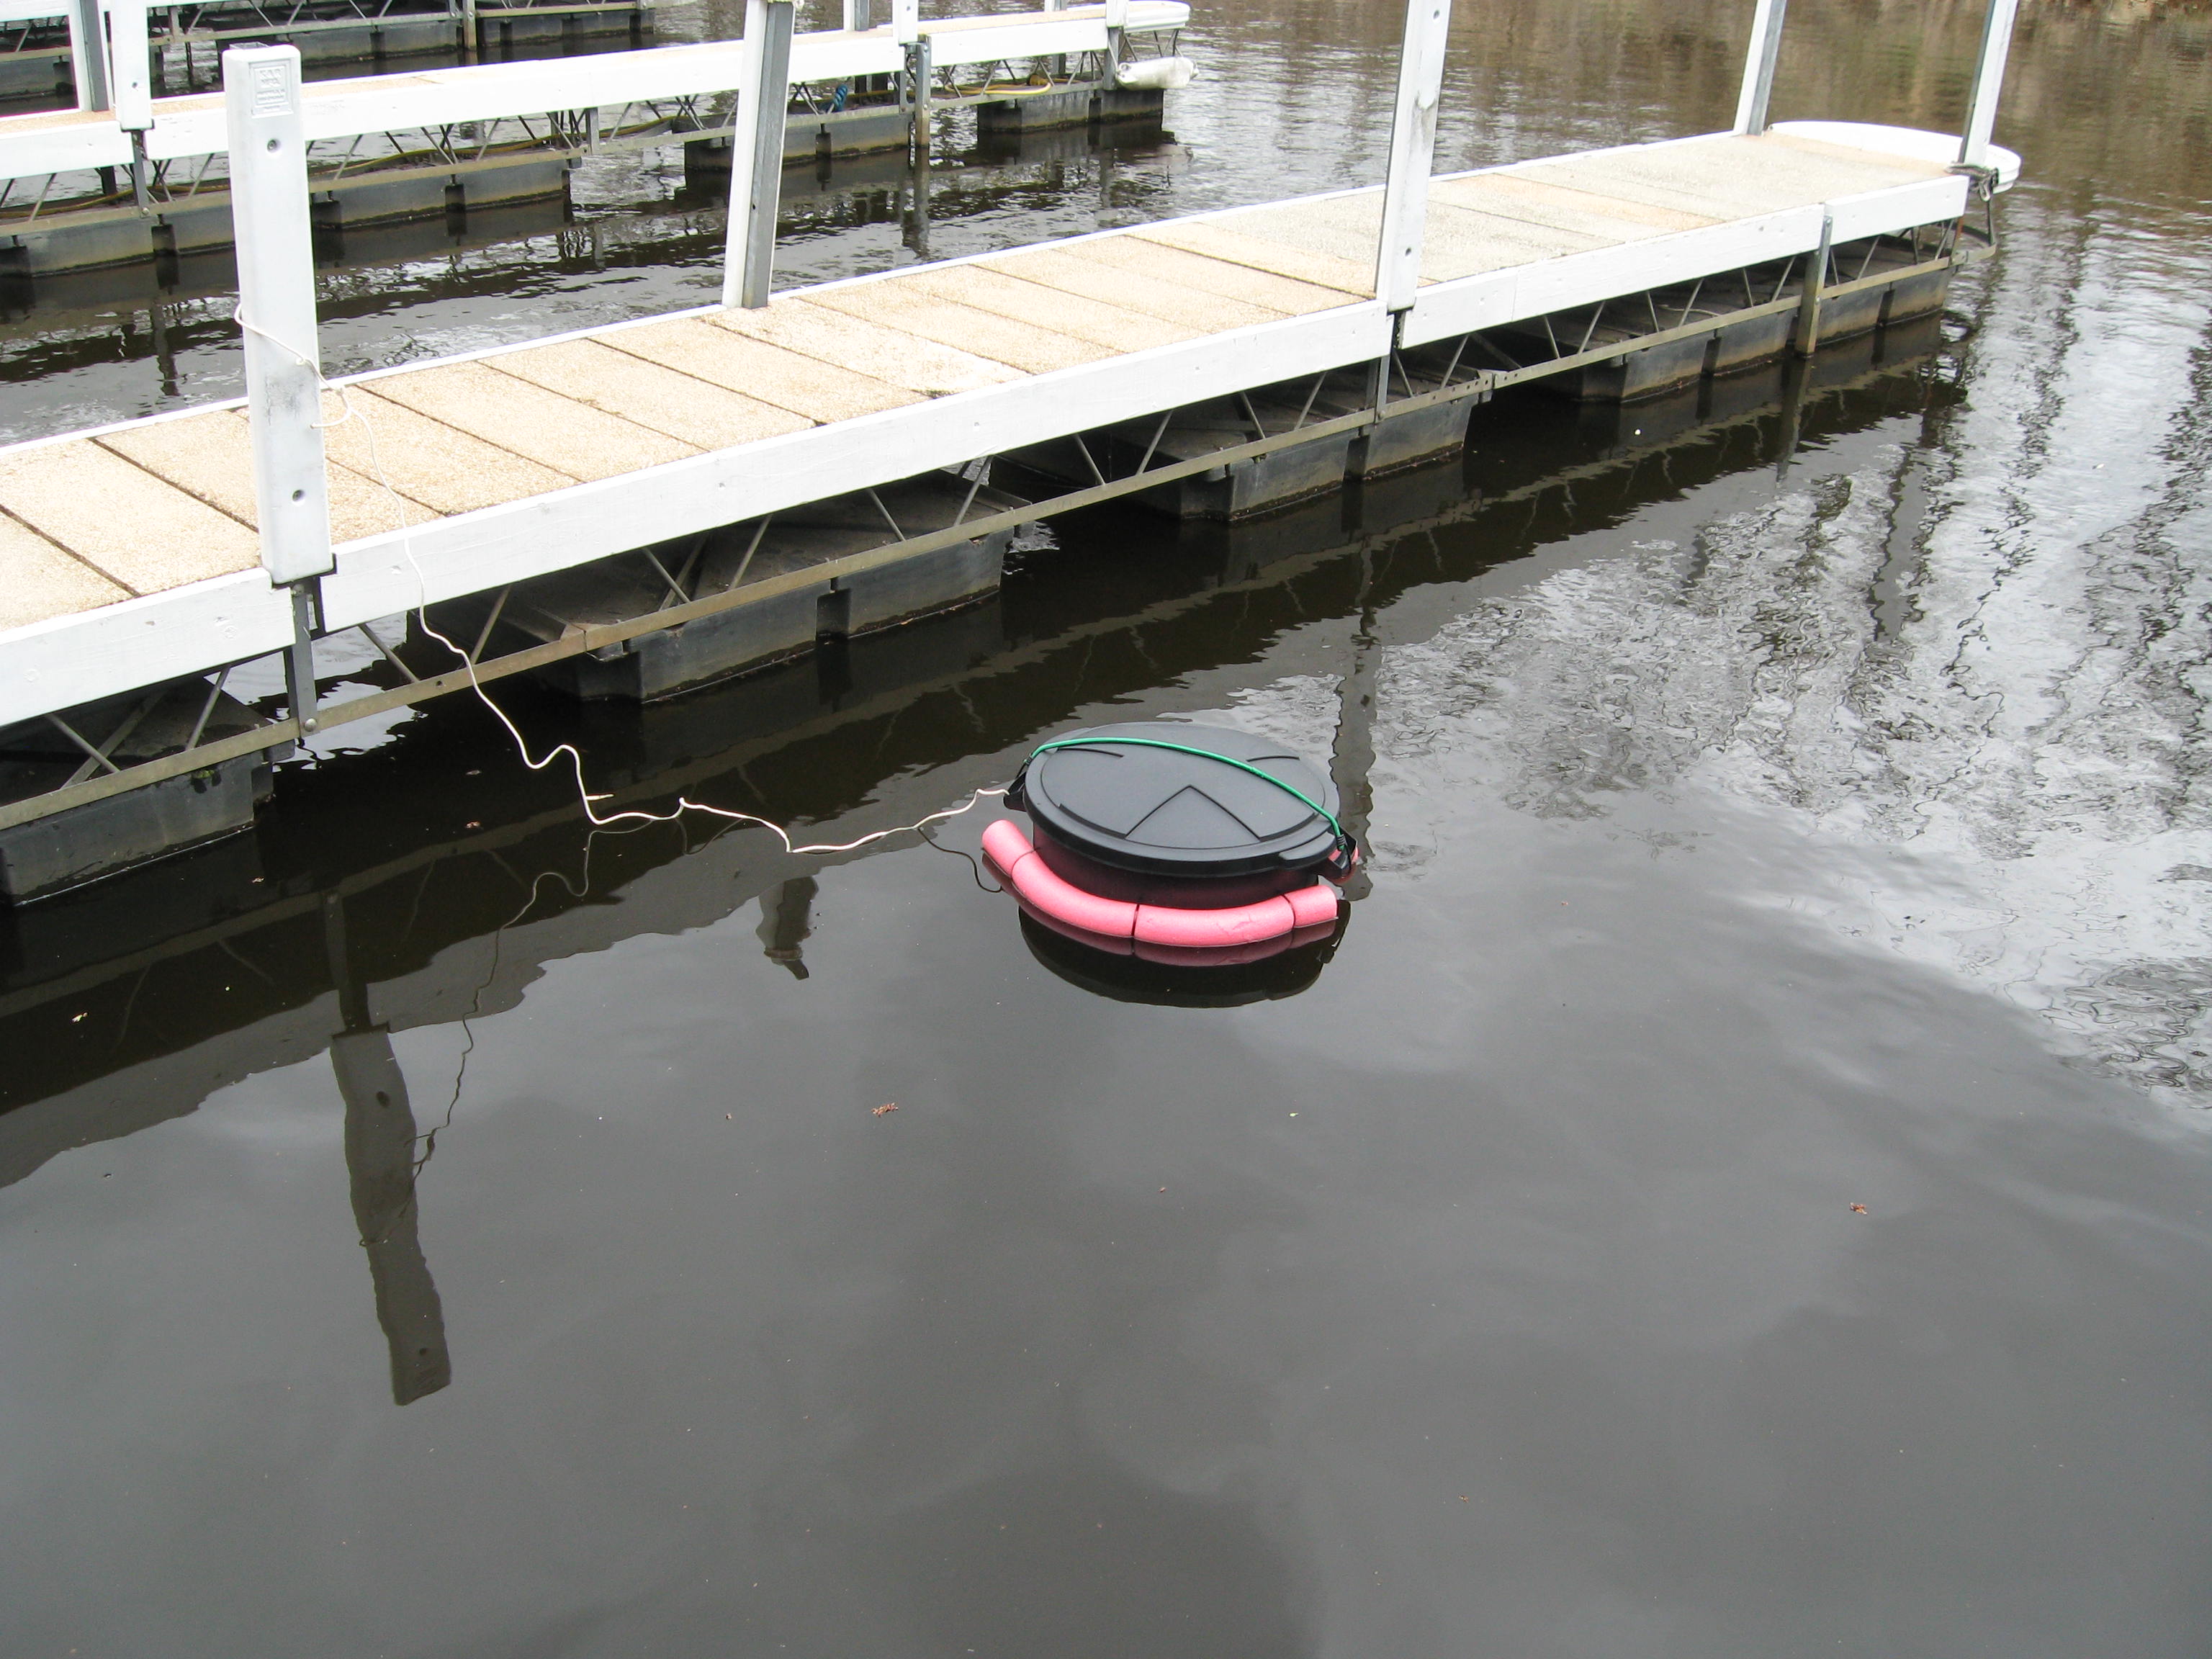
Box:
<box><xmin>225</xmin><ymin>45</ymin><xmax>333</xmax><ymax>728</ymax></box>
<box><xmin>67</xmin><ymin>0</ymin><xmax>109</xmax><ymax>109</ymax></box>
<box><xmin>720</xmin><ymin>0</ymin><xmax>794</xmax><ymax>310</ymax></box>
<box><xmin>841</xmin><ymin>0</ymin><xmax>870</xmax><ymax>29</ymax></box>
<box><xmin>109</xmin><ymin>0</ymin><xmax>153</xmax><ymax>207</ymax></box>
<box><xmin>108</xmin><ymin>0</ymin><xmax>151</xmax><ymax>127</ymax></box>
<box><xmin>891</xmin><ymin>0</ymin><xmax>917</xmax><ymax>43</ymax></box>
<box><xmin>1958</xmin><ymin>0</ymin><xmax>2020</xmax><ymax>168</ymax></box>
<box><xmin>1375</xmin><ymin>0</ymin><xmax>1450</xmax><ymax>315</ymax></box>
<box><xmin>1732</xmin><ymin>0</ymin><xmax>1787</xmax><ymax>135</ymax></box>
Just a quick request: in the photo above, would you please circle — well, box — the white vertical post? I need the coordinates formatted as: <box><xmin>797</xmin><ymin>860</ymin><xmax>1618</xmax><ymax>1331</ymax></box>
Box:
<box><xmin>1375</xmin><ymin>0</ymin><xmax>1449</xmax><ymax>315</ymax></box>
<box><xmin>107</xmin><ymin>0</ymin><xmax>152</xmax><ymax>130</ymax></box>
<box><xmin>891</xmin><ymin>0</ymin><xmax>916</xmax><ymax>45</ymax></box>
<box><xmin>1958</xmin><ymin>0</ymin><xmax>2020</xmax><ymax>167</ymax></box>
<box><xmin>225</xmin><ymin>46</ymin><xmax>332</xmax><ymax>588</ymax></box>
<box><xmin>1732</xmin><ymin>0</ymin><xmax>1787</xmax><ymax>135</ymax></box>
<box><xmin>68</xmin><ymin>0</ymin><xmax>109</xmax><ymax>110</ymax></box>
<box><xmin>720</xmin><ymin>0</ymin><xmax>793</xmax><ymax>310</ymax></box>
<box><xmin>1103</xmin><ymin>0</ymin><xmax>1127</xmax><ymax>26</ymax></box>
<box><xmin>841</xmin><ymin>0</ymin><xmax>870</xmax><ymax>29</ymax></box>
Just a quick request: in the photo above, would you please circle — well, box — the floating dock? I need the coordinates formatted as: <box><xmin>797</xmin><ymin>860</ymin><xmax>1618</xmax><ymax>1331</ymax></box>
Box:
<box><xmin>0</xmin><ymin>0</ymin><xmax>2023</xmax><ymax>897</ymax></box>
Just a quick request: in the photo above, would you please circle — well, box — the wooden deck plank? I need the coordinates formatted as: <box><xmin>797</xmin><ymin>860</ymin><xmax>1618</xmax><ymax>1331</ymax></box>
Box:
<box><xmin>709</xmin><ymin>299</ymin><xmax>1021</xmax><ymax>395</ymax></box>
<box><xmin>0</xmin><ymin>512</ymin><xmax>131</xmax><ymax>631</ymax></box>
<box><xmin>1740</xmin><ymin>131</ymin><xmax>1944</xmax><ymax>186</ymax></box>
<box><xmin>1433</xmin><ymin>173</ymin><xmax>1714</xmax><ymax>242</ymax></box>
<box><xmin>605</xmin><ymin>317</ymin><xmax>925</xmax><ymax>423</ymax></box>
<box><xmin>804</xmin><ymin>279</ymin><xmax>1112</xmax><ymax>374</ymax></box>
<box><xmin>318</xmin><ymin>388</ymin><xmax>574</xmax><ymax>518</ymax></box>
<box><xmin>96</xmin><ymin>408</ymin><xmax>431</xmax><ymax>544</ymax></box>
<box><xmin>1136</xmin><ymin>218</ymin><xmax>1377</xmax><ymax>297</ymax></box>
<box><xmin>1514</xmin><ymin>155</ymin><xmax>1788</xmax><ymax>223</ymax></box>
<box><xmin>491</xmin><ymin>338</ymin><xmax>814</xmax><ymax>452</ymax></box>
<box><xmin>899</xmin><ymin>265</ymin><xmax>1198</xmax><ymax>351</ymax></box>
<box><xmin>1421</xmin><ymin>201</ymin><xmax>1614</xmax><ymax>274</ymax></box>
<box><xmin>979</xmin><ymin>246</ymin><xmax>1285</xmax><ymax>333</ymax></box>
<box><xmin>1768</xmin><ymin>131</ymin><xmax>1951</xmax><ymax>179</ymax></box>
<box><xmin>1207</xmin><ymin>193</ymin><xmax>1604</xmax><ymax>285</ymax></box>
<box><xmin>1184</xmin><ymin>199</ymin><xmax>1382</xmax><ymax>271</ymax></box>
<box><xmin>369</xmin><ymin>360</ymin><xmax>697</xmax><ymax>482</ymax></box>
<box><xmin>1516</xmin><ymin>137</ymin><xmax>1927</xmax><ymax>224</ymax></box>
<box><xmin>1061</xmin><ymin>235</ymin><xmax>1363</xmax><ymax>315</ymax></box>
<box><xmin>1620</xmin><ymin>140</ymin><xmax>1928</xmax><ymax>207</ymax></box>
<box><xmin>0</xmin><ymin>441</ymin><xmax>258</xmax><ymax>595</ymax></box>
<box><xmin>1477</xmin><ymin>171</ymin><xmax>1714</xmax><ymax>233</ymax></box>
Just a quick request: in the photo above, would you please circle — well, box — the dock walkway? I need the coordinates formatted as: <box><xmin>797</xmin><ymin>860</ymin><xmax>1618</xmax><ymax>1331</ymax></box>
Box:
<box><xmin>1</xmin><ymin>126</ymin><xmax>1975</xmax><ymax>689</ymax></box>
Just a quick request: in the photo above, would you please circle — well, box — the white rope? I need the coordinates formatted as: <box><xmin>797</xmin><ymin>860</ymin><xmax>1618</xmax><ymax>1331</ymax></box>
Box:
<box><xmin>235</xmin><ymin>305</ymin><xmax>1010</xmax><ymax>856</ymax></box>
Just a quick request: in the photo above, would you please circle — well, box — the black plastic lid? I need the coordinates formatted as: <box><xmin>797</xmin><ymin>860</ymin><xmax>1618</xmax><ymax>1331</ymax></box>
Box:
<box><xmin>1014</xmin><ymin>721</ymin><xmax>1341</xmax><ymax>878</ymax></box>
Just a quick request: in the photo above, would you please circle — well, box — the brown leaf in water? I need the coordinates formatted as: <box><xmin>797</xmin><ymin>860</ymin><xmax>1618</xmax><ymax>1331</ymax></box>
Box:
<box><xmin>1850</xmin><ymin>1203</ymin><xmax>1869</xmax><ymax>1215</ymax></box>
<box><xmin>873</xmin><ymin>1103</ymin><xmax>899</xmax><ymax>1118</ymax></box>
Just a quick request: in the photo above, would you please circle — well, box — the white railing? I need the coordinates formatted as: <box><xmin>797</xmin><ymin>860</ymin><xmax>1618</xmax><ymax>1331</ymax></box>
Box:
<box><xmin>1733</xmin><ymin>0</ymin><xmax>2018</xmax><ymax>167</ymax></box>
<box><xmin>0</xmin><ymin>1</ymin><xmax>1186</xmax><ymax>181</ymax></box>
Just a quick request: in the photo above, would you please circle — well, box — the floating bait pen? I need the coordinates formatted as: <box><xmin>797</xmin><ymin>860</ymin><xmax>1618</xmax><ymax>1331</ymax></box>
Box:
<box><xmin>983</xmin><ymin>721</ymin><xmax>1355</xmax><ymax>989</ymax></box>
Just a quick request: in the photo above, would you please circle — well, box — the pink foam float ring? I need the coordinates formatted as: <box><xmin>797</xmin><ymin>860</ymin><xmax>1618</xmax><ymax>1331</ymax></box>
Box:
<box><xmin>1285</xmin><ymin>882</ymin><xmax>1340</xmax><ymax>930</ymax></box>
<box><xmin>984</xmin><ymin>819</ymin><xmax>1138</xmax><ymax>940</ymax></box>
<box><xmin>1012</xmin><ymin>894</ymin><xmax>1138</xmax><ymax>956</ymax></box>
<box><xmin>988</xmin><ymin>820</ymin><xmax>1339</xmax><ymax>950</ymax></box>
<box><xmin>1132</xmin><ymin>894</ymin><xmax>1293</xmax><ymax>949</ymax></box>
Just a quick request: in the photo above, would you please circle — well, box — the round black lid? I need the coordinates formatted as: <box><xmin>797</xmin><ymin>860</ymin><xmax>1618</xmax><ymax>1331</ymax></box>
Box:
<box><xmin>1015</xmin><ymin>721</ymin><xmax>1341</xmax><ymax>878</ymax></box>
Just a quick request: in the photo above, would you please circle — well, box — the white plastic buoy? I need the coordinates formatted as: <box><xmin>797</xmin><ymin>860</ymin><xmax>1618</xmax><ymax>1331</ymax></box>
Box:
<box><xmin>1112</xmin><ymin>55</ymin><xmax>1195</xmax><ymax>91</ymax></box>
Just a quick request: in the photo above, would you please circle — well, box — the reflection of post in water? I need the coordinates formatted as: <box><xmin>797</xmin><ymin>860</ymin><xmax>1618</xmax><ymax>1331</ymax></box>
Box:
<box><xmin>904</xmin><ymin>137</ymin><xmax>932</xmax><ymax>262</ymax></box>
<box><xmin>757</xmin><ymin>876</ymin><xmax>819</xmax><ymax>979</ymax></box>
<box><xmin>323</xmin><ymin>893</ymin><xmax>452</xmax><ymax>1406</ymax></box>
<box><xmin>147</xmin><ymin>301</ymin><xmax>179</xmax><ymax>400</ymax></box>
<box><xmin>1330</xmin><ymin>547</ymin><xmax>1379</xmax><ymax>903</ymax></box>
<box><xmin>1774</xmin><ymin>350</ymin><xmax>1810</xmax><ymax>482</ymax></box>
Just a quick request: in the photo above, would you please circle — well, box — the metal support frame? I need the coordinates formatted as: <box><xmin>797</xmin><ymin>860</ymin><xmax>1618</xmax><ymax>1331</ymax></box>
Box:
<box><xmin>225</xmin><ymin>44</ymin><xmax>336</xmax><ymax>599</ymax></box>
<box><xmin>1732</xmin><ymin>0</ymin><xmax>1787</xmax><ymax>135</ymax></box>
<box><xmin>1958</xmin><ymin>0</ymin><xmax>2019</xmax><ymax>168</ymax></box>
<box><xmin>1792</xmin><ymin>210</ymin><xmax>1831</xmax><ymax>355</ymax></box>
<box><xmin>284</xmin><ymin>582</ymin><xmax>321</xmax><ymax>735</ymax></box>
<box><xmin>719</xmin><ymin>0</ymin><xmax>794</xmax><ymax>310</ymax></box>
<box><xmin>1377</xmin><ymin>0</ymin><xmax>1451</xmax><ymax>315</ymax></box>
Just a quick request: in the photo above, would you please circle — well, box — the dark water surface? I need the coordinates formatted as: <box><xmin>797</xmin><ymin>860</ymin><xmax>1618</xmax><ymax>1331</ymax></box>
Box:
<box><xmin>7</xmin><ymin>2</ymin><xmax>2212</xmax><ymax>1654</ymax></box>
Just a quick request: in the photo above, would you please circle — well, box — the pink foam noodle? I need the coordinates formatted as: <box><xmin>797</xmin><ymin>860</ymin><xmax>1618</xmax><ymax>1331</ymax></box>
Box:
<box><xmin>984</xmin><ymin>819</ymin><xmax>1139</xmax><ymax>940</ymax></box>
<box><xmin>1132</xmin><ymin>894</ymin><xmax>1295</xmax><ymax>948</ymax></box>
<box><xmin>986</xmin><ymin>820</ymin><xmax>1339</xmax><ymax>950</ymax></box>
<box><xmin>1285</xmin><ymin>882</ymin><xmax>1341</xmax><ymax>930</ymax></box>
